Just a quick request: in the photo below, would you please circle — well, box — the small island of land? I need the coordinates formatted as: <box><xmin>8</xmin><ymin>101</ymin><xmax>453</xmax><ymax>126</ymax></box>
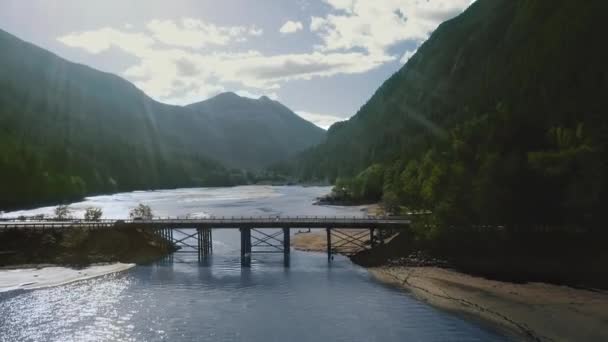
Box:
<box><xmin>0</xmin><ymin>225</ymin><xmax>175</xmax><ymax>267</ymax></box>
<box><xmin>0</xmin><ymin>221</ymin><xmax>177</xmax><ymax>292</ymax></box>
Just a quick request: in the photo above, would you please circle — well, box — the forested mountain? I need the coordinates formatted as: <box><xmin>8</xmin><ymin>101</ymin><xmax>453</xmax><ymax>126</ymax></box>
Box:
<box><xmin>288</xmin><ymin>0</ymin><xmax>608</xmax><ymax>230</ymax></box>
<box><xmin>0</xmin><ymin>29</ymin><xmax>323</xmax><ymax>210</ymax></box>
<box><xmin>188</xmin><ymin>92</ymin><xmax>324</xmax><ymax>169</ymax></box>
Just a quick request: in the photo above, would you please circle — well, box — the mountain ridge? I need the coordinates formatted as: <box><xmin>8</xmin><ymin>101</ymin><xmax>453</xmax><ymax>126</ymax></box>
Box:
<box><xmin>287</xmin><ymin>0</ymin><xmax>608</xmax><ymax>228</ymax></box>
<box><xmin>0</xmin><ymin>28</ymin><xmax>324</xmax><ymax>209</ymax></box>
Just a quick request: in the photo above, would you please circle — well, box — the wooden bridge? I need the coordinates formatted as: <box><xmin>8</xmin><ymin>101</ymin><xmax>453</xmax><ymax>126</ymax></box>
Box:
<box><xmin>0</xmin><ymin>216</ymin><xmax>410</xmax><ymax>266</ymax></box>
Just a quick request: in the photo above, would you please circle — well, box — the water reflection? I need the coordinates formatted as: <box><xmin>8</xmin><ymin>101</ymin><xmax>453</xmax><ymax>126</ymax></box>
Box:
<box><xmin>1</xmin><ymin>251</ymin><xmax>511</xmax><ymax>342</ymax></box>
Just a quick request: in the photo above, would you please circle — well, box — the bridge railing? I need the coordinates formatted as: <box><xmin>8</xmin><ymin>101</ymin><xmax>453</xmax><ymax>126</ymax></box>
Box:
<box><xmin>0</xmin><ymin>215</ymin><xmax>406</xmax><ymax>223</ymax></box>
<box><xmin>0</xmin><ymin>216</ymin><xmax>410</xmax><ymax>231</ymax></box>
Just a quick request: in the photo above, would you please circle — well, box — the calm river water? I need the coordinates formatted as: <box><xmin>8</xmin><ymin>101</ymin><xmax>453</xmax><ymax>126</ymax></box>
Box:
<box><xmin>0</xmin><ymin>186</ymin><xmax>511</xmax><ymax>341</ymax></box>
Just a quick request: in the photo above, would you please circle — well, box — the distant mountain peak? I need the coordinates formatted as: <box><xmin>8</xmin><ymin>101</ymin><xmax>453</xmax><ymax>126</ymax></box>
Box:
<box><xmin>200</xmin><ymin>92</ymin><xmax>275</xmax><ymax>104</ymax></box>
<box><xmin>211</xmin><ymin>91</ymin><xmax>240</xmax><ymax>100</ymax></box>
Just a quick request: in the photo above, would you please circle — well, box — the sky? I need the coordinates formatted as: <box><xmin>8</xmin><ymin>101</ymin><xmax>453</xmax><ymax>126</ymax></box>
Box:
<box><xmin>0</xmin><ymin>0</ymin><xmax>473</xmax><ymax>129</ymax></box>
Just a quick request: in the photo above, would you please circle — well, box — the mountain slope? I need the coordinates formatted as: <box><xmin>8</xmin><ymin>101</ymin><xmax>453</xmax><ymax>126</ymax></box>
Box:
<box><xmin>188</xmin><ymin>92</ymin><xmax>325</xmax><ymax>169</ymax></box>
<box><xmin>0</xmin><ymin>28</ymin><xmax>323</xmax><ymax>210</ymax></box>
<box><xmin>291</xmin><ymin>0</ymin><xmax>608</xmax><ymax>228</ymax></box>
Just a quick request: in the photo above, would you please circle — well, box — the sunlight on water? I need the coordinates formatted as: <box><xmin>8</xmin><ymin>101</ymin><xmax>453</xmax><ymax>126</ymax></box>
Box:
<box><xmin>0</xmin><ymin>274</ymin><xmax>134</xmax><ymax>342</ymax></box>
<box><xmin>0</xmin><ymin>253</ymin><xmax>510</xmax><ymax>342</ymax></box>
<box><xmin>2</xmin><ymin>186</ymin><xmax>320</xmax><ymax>219</ymax></box>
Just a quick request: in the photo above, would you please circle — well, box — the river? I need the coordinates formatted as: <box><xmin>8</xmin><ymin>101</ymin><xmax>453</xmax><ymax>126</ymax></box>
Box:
<box><xmin>0</xmin><ymin>186</ymin><xmax>511</xmax><ymax>341</ymax></box>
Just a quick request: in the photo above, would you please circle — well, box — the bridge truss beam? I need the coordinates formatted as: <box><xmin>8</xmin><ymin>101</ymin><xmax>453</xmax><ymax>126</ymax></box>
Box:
<box><xmin>155</xmin><ymin>227</ymin><xmax>212</xmax><ymax>260</ymax></box>
<box><xmin>240</xmin><ymin>227</ymin><xmax>291</xmax><ymax>267</ymax></box>
<box><xmin>326</xmin><ymin>228</ymin><xmax>383</xmax><ymax>261</ymax></box>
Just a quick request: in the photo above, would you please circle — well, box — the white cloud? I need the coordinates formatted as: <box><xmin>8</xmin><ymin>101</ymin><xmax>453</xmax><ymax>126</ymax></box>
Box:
<box><xmin>313</xmin><ymin>0</ymin><xmax>471</xmax><ymax>58</ymax></box>
<box><xmin>58</xmin><ymin>23</ymin><xmax>389</xmax><ymax>104</ymax></box>
<box><xmin>310</xmin><ymin>17</ymin><xmax>326</xmax><ymax>32</ymax></box>
<box><xmin>230</xmin><ymin>51</ymin><xmax>391</xmax><ymax>88</ymax></box>
<box><xmin>279</xmin><ymin>20</ymin><xmax>303</xmax><ymax>34</ymax></box>
<box><xmin>56</xmin><ymin>2</ymin><xmax>472</xmax><ymax>106</ymax></box>
<box><xmin>296</xmin><ymin>110</ymin><xmax>345</xmax><ymax>129</ymax></box>
<box><xmin>324</xmin><ymin>0</ymin><xmax>355</xmax><ymax>13</ymax></box>
<box><xmin>147</xmin><ymin>18</ymin><xmax>262</xmax><ymax>48</ymax></box>
<box><xmin>249</xmin><ymin>27</ymin><xmax>264</xmax><ymax>36</ymax></box>
<box><xmin>57</xmin><ymin>28</ymin><xmax>155</xmax><ymax>54</ymax></box>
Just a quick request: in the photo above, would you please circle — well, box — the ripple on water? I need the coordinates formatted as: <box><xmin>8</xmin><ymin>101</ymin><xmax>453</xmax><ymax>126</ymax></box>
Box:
<box><xmin>0</xmin><ymin>274</ymin><xmax>134</xmax><ymax>342</ymax></box>
<box><xmin>0</xmin><ymin>256</ymin><xmax>511</xmax><ymax>342</ymax></box>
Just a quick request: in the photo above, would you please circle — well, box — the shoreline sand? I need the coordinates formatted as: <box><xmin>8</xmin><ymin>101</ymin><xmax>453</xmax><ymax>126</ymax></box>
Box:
<box><xmin>0</xmin><ymin>263</ymin><xmax>135</xmax><ymax>292</ymax></box>
<box><xmin>370</xmin><ymin>266</ymin><xmax>608</xmax><ymax>342</ymax></box>
<box><xmin>292</xmin><ymin>230</ymin><xmax>608</xmax><ymax>341</ymax></box>
<box><xmin>290</xmin><ymin>203</ymin><xmax>382</xmax><ymax>253</ymax></box>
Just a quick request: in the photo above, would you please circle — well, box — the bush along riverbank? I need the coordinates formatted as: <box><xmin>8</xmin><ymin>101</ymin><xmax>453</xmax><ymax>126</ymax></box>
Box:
<box><xmin>0</xmin><ymin>227</ymin><xmax>177</xmax><ymax>267</ymax></box>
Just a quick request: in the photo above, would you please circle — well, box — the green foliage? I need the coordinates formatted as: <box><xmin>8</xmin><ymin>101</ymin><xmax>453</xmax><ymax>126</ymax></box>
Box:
<box><xmin>332</xmin><ymin>177</ymin><xmax>352</xmax><ymax>199</ymax></box>
<box><xmin>60</xmin><ymin>229</ymin><xmax>89</xmax><ymax>249</ymax></box>
<box><xmin>84</xmin><ymin>207</ymin><xmax>103</xmax><ymax>221</ymax></box>
<box><xmin>329</xmin><ymin>164</ymin><xmax>385</xmax><ymax>203</ymax></box>
<box><xmin>381</xmin><ymin>190</ymin><xmax>400</xmax><ymax>215</ymax></box>
<box><xmin>54</xmin><ymin>205</ymin><xmax>72</xmax><ymax>220</ymax></box>
<box><xmin>289</xmin><ymin>0</ymin><xmax>608</xmax><ymax>232</ymax></box>
<box><xmin>356</xmin><ymin>164</ymin><xmax>384</xmax><ymax>200</ymax></box>
<box><xmin>129</xmin><ymin>204</ymin><xmax>154</xmax><ymax>220</ymax></box>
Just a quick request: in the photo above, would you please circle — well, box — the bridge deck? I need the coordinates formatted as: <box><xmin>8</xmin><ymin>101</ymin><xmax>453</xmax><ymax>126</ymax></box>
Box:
<box><xmin>0</xmin><ymin>216</ymin><xmax>410</xmax><ymax>266</ymax></box>
<box><xmin>0</xmin><ymin>217</ymin><xmax>410</xmax><ymax>230</ymax></box>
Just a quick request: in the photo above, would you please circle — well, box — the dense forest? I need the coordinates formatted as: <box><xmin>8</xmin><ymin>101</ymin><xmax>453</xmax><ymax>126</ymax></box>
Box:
<box><xmin>282</xmin><ymin>0</ymin><xmax>608</xmax><ymax>232</ymax></box>
<box><xmin>0</xmin><ymin>29</ymin><xmax>323</xmax><ymax>210</ymax></box>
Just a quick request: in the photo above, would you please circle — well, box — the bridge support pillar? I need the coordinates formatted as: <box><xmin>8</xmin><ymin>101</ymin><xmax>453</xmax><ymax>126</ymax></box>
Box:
<box><xmin>197</xmin><ymin>228</ymin><xmax>202</xmax><ymax>259</ymax></box>
<box><xmin>240</xmin><ymin>227</ymin><xmax>252</xmax><ymax>267</ymax></box>
<box><xmin>197</xmin><ymin>228</ymin><xmax>212</xmax><ymax>260</ymax></box>
<box><xmin>156</xmin><ymin>228</ymin><xmax>172</xmax><ymax>250</ymax></box>
<box><xmin>283</xmin><ymin>227</ymin><xmax>290</xmax><ymax>267</ymax></box>
<box><xmin>326</xmin><ymin>228</ymin><xmax>332</xmax><ymax>262</ymax></box>
<box><xmin>370</xmin><ymin>228</ymin><xmax>376</xmax><ymax>248</ymax></box>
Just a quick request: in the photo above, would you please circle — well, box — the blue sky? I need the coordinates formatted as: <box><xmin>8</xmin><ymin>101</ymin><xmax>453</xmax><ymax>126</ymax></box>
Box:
<box><xmin>0</xmin><ymin>0</ymin><xmax>472</xmax><ymax>128</ymax></box>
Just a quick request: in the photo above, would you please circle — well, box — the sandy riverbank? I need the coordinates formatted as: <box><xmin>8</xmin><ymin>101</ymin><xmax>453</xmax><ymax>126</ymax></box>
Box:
<box><xmin>0</xmin><ymin>263</ymin><xmax>135</xmax><ymax>292</ymax></box>
<box><xmin>373</xmin><ymin>266</ymin><xmax>608</xmax><ymax>341</ymax></box>
<box><xmin>292</xmin><ymin>229</ymin><xmax>329</xmax><ymax>252</ymax></box>
<box><xmin>291</xmin><ymin>203</ymin><xmax>382</xmax><ymax>253</ymax></box>
<box><xmin>292</xmin><ymin>230</ymin><xmax>608</xmax><ymax>341</ymax></box>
